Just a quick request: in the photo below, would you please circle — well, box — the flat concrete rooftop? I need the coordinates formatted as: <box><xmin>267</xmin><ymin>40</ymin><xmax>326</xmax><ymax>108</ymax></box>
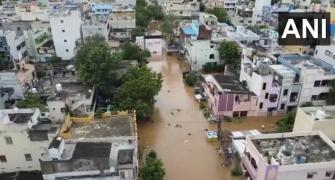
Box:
<box><xmin>70</xmin><ymin>116</ymin><xmax>135</xmax><ymax>139</ymax></box>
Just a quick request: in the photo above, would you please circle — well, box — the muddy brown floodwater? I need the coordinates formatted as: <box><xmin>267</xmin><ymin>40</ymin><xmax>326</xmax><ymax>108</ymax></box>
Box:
<box><xmin>138</xmin><ymin>54</ymin><xmax>280</xmax><ymax>180</ymax></box>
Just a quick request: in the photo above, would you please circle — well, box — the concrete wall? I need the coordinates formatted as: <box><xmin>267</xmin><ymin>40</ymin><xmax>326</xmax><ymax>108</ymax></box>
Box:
<box><xmin>50</xmin><ymin>10</ymin><xmax>82</xmax><ymax>60</ymax></box>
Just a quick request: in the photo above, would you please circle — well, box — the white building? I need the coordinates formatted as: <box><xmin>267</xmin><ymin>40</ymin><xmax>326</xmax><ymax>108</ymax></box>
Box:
<box><xmin>0</xmin><ymin>30</ymin><xmax>28</xmax><ymax>62</ymax></box>
<box><xmin>252</xmin><ymin>0</ymin><xmax>271</xmax><ymax>24</ymax></box>
<box><xmin>231</xmin><ymin>2</ymin><xmax>253</xmax><ymax>26</ymax></box>
<box><xmin>0</xmin><ymin>108</ymin><xmax>59</xmax><ymax>173</ymax></box>
<box><xmin>241</xmin><ymin>131</ymin><xmax>335</xmax><ymax>180</ymax></box>
<box><xmin>135</xmin><ymin>30</ymin><xmax>164</xmax><ymax>55</ymax></box>
<box><xmin>294</xmin><ymin>106</ymin><xmax>335</xmax><ymax>141</ymax></box>
<box><xmin>278</xmin><ymin>54</ymin><xmax>335</xmax><ymax>106</ymax></box>
<box><xmin>49</xmin><ymin>9</ymin><xmax>82</xmax><ymax>60</ymax></box>
<box><xmin>198</xmin><ymin>12</ymin><xmax>218</xmax><ymax>27</ymax></box>
<box><xmin>162</xmin><ymin>0</ymin><xmax>199</xmax><ymax>18</ymax></box>
<box><xmin>40</xmin><ymin>111</ymin><xmax>138</xmax><ymax>180</ymax></box>
<box><xmin>314</xmin><ymin>43</ymin><xmax>335</xmax><ymax>66</ymax></box>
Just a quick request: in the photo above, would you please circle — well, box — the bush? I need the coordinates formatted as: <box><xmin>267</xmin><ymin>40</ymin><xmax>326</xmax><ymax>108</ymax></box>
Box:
<box><xmin>231</xmin><ymin>165</ymin><xmax>243</xmax><ymax>176</ymax></box>
<box><xmin>185</xmin><ymin>72</ymin><xmax>197</xmax><ymax>86</ymax></box>
<box><xmin>202</xmin><ymin>62</ymin><xmax>225</xmax><ymax>73</ymax></box>
<box><xmin>199</xmin><ymin>102</ymin><xmax>206</xmax><ymax>110</ymax></box>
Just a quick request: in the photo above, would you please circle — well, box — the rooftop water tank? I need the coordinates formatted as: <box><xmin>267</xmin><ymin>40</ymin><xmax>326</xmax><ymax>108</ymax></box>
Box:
<box><xmin>56</xmin><ymin>83</ymin><xmax>62</xmax><ymax>92</ymax></box>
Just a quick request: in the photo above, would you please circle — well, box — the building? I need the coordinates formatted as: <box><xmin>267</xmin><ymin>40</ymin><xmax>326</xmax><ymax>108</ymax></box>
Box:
<box><xmin>23</xmin><ymin>27</ymin><xmax>53</xmax><ymax>61</ymax></box>
<box><xmin>198</xmin><ymin>13</ymin><xmax>218</xmax><ymax>27</ymax></box>
<box><xmin>81</xmin><ymin>20</ymin><xmax>109</xmax><ymax>41</ymax></box>
<box><xmin>179</xmin><ymin>21</ymin><xmax>219</xmax><ymax>71</ymax></box>
<box><xmin>0</xmin><ymin>30</ymin><xmax>28</xmax><ymax>64</ymax></box>
<box><xmin>0</xmin><ymin>63</ymin><xmax>37</xmax><ymax>108</ymax></box>
<box><xmin>41</xmin><ymin>71</ymin><xmax>95</xmax><ymax>123</ymax></box>
<box><xmin>278</xmin><ymin>54</ymin><xmax>335</xmax><ymax>106</ymax></box>
<box><xmin>49</xmin><ymin>9</ymin><xmax>82</xmax><ymax>60</ymax></box>
<box><xmin>135</xmin><ymin>30</ymin><xmax>164</xmax><ymax>55</ymax></box>
<box><xmin>108</xmin><ymin>4</ymin><xmax>135</xmax><ymax>41</ymax></box>
<box><xmin>241</xmin><ymin>131</ymin><xmax>335</xmax><ymax>180</ymax></box>
<box><xmin>252</xmin><ymin>0</ymin><xmax>271</xmax><ymax>24</ymax></box>
<box><xmin>0</xmin><ymin>108</ymin><xmax>59</xmax><ymax>173</ymax></box>
<box><xmin>294</xmin><ymin>106</ymin><xmax>335</xmax><ymax>141</ymax></box>
<box><xmin>231</xmin><ymin>2</ymin><xmax>253</xmax><ymax>26</ymax></box>
<box><xmin>162</xmin><ymin>0</ymin><xmax>199</xmax><ymax>19</ymax></box>
<box><xmin>314</xmin><ymin>42</ymin><xmax>335</xmax><ymax>66</ymax></box>
<box><xmin>225</xmin><ymin>26</ymin><xmax>260</xmax><ymax>44</ymax></box>
<box><xmin>90</xmin><ymin>2</ymin><xmax>113</xmax><ymax>22</ymax></box>
<box><xmin>201</xmin><ymin>74</ymin><xmax>258</xmax><ymax>118</ymax></box>
<box><xmin>40</xmin><ymin>111</ymin><xmax>138</xmax><ymax>180</ymax></box>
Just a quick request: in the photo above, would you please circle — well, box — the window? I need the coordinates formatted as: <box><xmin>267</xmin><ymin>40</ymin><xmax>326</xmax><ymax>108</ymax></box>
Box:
<box><xmin>209</xmin><ymin>54</ymin><xmax>215</xmax><ymax>59</ymax></box>
<box><xmin>60</xmin><ymin>20</ymin><xmax>64</xmax><ymax>23</ymax></box>
<box><xmin>259</xmin><ymin>102</ymin><xmax>263</xmax><ymax>109</ymax></box>
<box><xmin>24</xmin><ymin>154</ymin><xmax>32</xmax><ymax>161</ymax></box>
<box><xmin>62</xmin><ymin>29</ymin><xmax>65</xmax><ymax>32</ymax></box>
<box><xmin>283</xmin><ymin>89</ymin><xmax>288</xmax><ymax>96</ymax></box>
<box><xmin>280</xmin><ymin>103</ymin><xmax>285</xmax><ymax>110</ymax></box>
<box><xmin>265</xmin><ymin>93</ymin><xmax>269</xmax><ymax>99</ymax></box>
<box><xmin>4</xmin><ymin>46</ymin><xmax>8</xmax><ymax>50</ymax></box>
<box><xmin>321</xmin><ymin>80</ymin><xmax>329</xmax><ymax>86</ymax></box>
<box><xmin>64</xmin><ymin>40</ymin><xmax>67</xmax><ymax>42</ymax></box>
<box><xmin>17</xmin><ymin>27</ymin><xmax>21</xmax><ymax>31</ymax></box>
<box><xmin>311</xmin><ymin>95</ymin><xmax>318</xmax><ymax>101</ymax></box>
<box><xmin>0</xmin><ymin>155</ymin><xmax>7</xmax><ymax>163</ymax></box>
<box><xmin>240</xmin><ymin>111</ymin><xmax>247</xmax><ymax>117</ymax></box>
<box><xmin>120</xmin><ymin>171</ymin><xmax>125</xmax><ymax>178</ymax></box>
<box><xmin>307</xmin><ymin>172</ymin><xmax>317</xmax><ymax>178</ymax></box>
<box><xmin>262</xmin><ymin>83</ymin><xmax>266</xmax><ymax>90</ymax></box>
<box><xmin>325</xmin><ymin>171</ymin><xmax>332</xmax><ymax>177</ymax></box>
<box><xmin>5</xmin><ymin>136</ymin><xmax>13</xmax><ymax>145</ymax></box>
<box><xmin>66</xmin><ymin>49</ymin><xmax>69</xmax><ymax>52</ymax></box>
<box><xmin>314</xmin><ymin>80</ymin><xmax>321</xmax><ymax>87</ymax></box>
<box><xmin>210</xmin><ymin>45</ymin><xmax>214</xmax><ymax>48</ymax></box>
<box><xmin>315</xmin><ymin>49</ymin><xmax>318</xmax><ymax>55</ymax></box>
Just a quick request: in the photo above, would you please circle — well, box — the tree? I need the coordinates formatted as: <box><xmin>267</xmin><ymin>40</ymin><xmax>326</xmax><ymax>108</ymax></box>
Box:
<box><xmin>276</xmin><ymin>112</ymin><xmax>295</xmax><ymax>133</ymax></box>
<box><xmin>327</xmin><ymin>80</ymin><xmax>335</xmax><ymax>105</ymax></box>
<box><xmin>202</xmin><ymin>62</ymin><xmax>225</xmax><ymax>73</ymax></box>
<box><xmin>185</xmin><ymin>72</ymin><xmax>197</xmax><ymax>86</ymax></box>
<box><xmin>136</xmin><ymin>0</ymin><xmax>164</xmax><ymax>27</ymax></box>
<box><xmin>121</xmin><ymin>43</ymin><xmax>151</xmax><ymax>65</ymax></box>
<box><xmin>160</xmin><ymin>15</ymin><xmax>180</xmax><ymax>44</ymax></box>
<box><xmin>131</xmin><ymin>26</ymin><xmax>145</xmax><ymax>38</ymax></box>
<box><xmin>75</xmin><ymin>36</ymin><xmax>121</xmax><ymax>92</ymax></box>
<box><xmin>117</xmin><ymin>67</ymin><xmax>162</xmax><ymax>120</ymax></box>
<box><xmin>218</xmin><ymin>41</ymin><xmax>241</xmax><ymax>73</ymax></box>
<box><xmin>16</xmin><ymin>93</ymin><xmax>47</xmax><ymax>111</ymax></box>
<box><xmin>140</xmin><ymin>150</ymin><xmax>165</xmax><ymax>180</ymax></box>
<box><xmin>206</xmin><ymin>7</ymin><xmax>229</xmax><ymax>23</ymax></box>
<box><xmin>199</xmin><ymin>2</ymin><xmax>206</xmax><ymax>12</ymax></box>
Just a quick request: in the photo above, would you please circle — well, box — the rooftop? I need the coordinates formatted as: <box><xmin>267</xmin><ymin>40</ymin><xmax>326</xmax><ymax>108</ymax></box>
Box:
<box><xmin>278</xmin><ymin>54</ymin><xmax>335</xmax><ymax>75</ymax></box>
<box><xmin>300</xmin><ymin>105</ymin><xmax>335</xmax><ymax>121</ymax></box>
<box><xmin>270</xmin><ymin>64</ymin><xmax>296</xmax><ymax>78</ymax></box>
<box><xmin>248</xmin><ymin>131</ymin><xmax>335</xmax><ymax>165</ymax></box>
<box><xmin>209</xmin><ymin>74</ymin><xmax>254</xmax><ymax>95</ymax></box>
<box><xmin>70</xmin><ymin>115</ymin><xmax>135</xmax><ymax>139</ymax></box>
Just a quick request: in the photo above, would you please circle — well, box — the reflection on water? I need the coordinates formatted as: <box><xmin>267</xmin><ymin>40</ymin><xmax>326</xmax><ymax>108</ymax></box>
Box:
<box><xmin>138</xmin><ymin>54</ymin><xmax>279</xmax><ymax>180</ymax></box>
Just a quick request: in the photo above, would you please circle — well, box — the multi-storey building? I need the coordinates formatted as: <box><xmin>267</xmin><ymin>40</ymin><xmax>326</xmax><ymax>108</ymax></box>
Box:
<box><xmin>252</xmin><ymin>0</ymin><xmax>271</xmax><ymax>24</ymax></box>
<box><xmin>179</xmin><ymin>20</ymin><xmax>219</xmax><ymax>71</ymax></box>
<box><xmin>108</xmin><ymin>4</ymin><xmax>135</xmax><ymax>41</ymax></box>
<box><xmin>81</xmin><ymin>20</ymin><xmax>109</xmax><ymax>41</ymax></box>
<box><xmin>0</xmin><ymin>108</ymin><xmax>59</xmax><ymax>173</ymax></box>
<box><xmin>40</xmin><ymin>111</ymin><xmax>138</xmax><ymax>180</ymax></box>
<box><xmin>241</xmin><ymin>131</ymin><xmax>335</xmax><ymax>180</ymax></box>
<box><xmin>162</xmin><ymin>0</ymin><xmax>199</xmax><ymax>19</ymax></box>
<box><xmin>202</xmin><ymin>74</ymin><xmax>258</xmax><ymax>118</ymax></box>
<box><xmin>90</xmin><ymin>2</ymin><xmax>113</xmax><ymax>22</ymax></box>
<box><xmin>49</xmin><ymin>8</ymin><xmax>82</xmax><ymax>60</ymax></box>
<box><xmin>278</xmin><ymin>54</ymin><xmax>335</xmax><ymax>106</ymax></box>
<box><xmin>294</xmin><ymin>105</ymin><xmax>335</xmax><ymax>141</ymax></box>
<box><xmin>23</xmin><ymin>27</ymin><xmax>53</xmax><ymax>61</ymax></box>
<box><xmin>231</xmin><ymin>2</ymin><xmax>253</xmax><ymax>26</ymax></box>
<box><xmin>0</xmin><ymin>30</ymin><xmax>28</xmax><ymax>64</ymax></box>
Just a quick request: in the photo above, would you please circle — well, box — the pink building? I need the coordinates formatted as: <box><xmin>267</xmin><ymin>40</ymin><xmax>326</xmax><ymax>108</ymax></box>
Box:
<box><xmin>201</xmin><ymin>74</ymin><xmax>258</xmax><ymax>119</ymax></box>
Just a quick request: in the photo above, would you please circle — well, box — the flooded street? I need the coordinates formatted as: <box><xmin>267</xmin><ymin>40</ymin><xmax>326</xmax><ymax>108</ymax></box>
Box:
<box><xmin>138</xmin><ymin>54</ymin><xmax>280</xmax><ymax>180</ymax></box>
